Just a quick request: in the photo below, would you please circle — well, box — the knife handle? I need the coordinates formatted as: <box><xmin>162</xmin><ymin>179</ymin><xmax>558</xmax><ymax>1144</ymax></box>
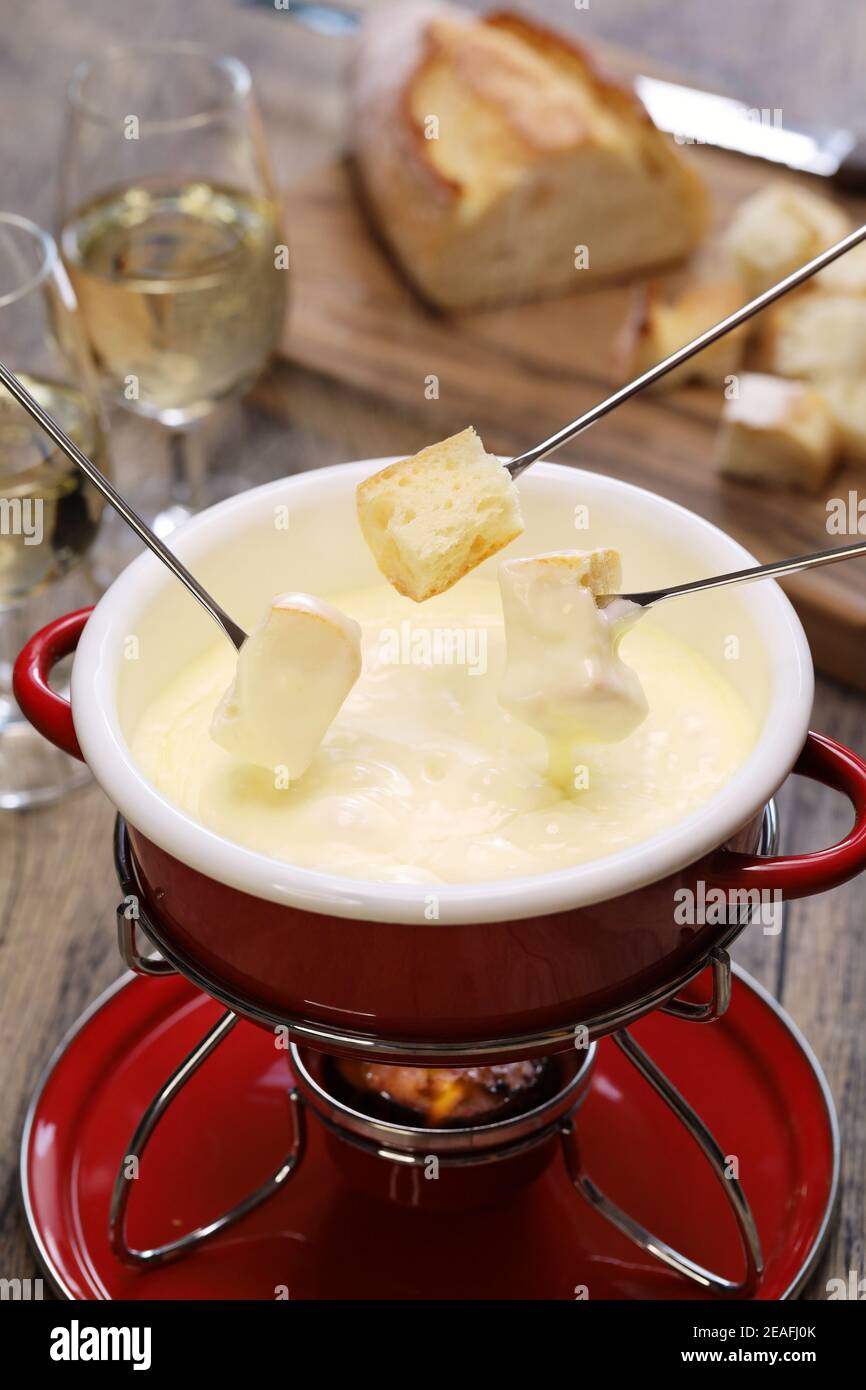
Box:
<box><xmin>834</xmin><ymin>138</ymin><xmax>866</xmax><ymax>192</ymax></box>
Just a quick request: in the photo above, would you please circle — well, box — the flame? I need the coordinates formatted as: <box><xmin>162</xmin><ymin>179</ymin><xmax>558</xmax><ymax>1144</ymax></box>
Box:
<box><xmin>426</xmin><ymin>1076</ymin><xmax>470</xmax><ymax>1123</ymax></box>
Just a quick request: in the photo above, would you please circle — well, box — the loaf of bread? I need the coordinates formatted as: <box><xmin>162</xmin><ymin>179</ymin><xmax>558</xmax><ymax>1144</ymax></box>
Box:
<box><xmin>621</xmin><ymin>279</ymin><xmax>747</xmax><ymax>391</ymax></box>
<box><xmin>715</xmin><ymin>372</ymin><xmax>837</xmax><ymax>493</ymax></box>
<box><xmin>356</xmin><ymin>426</ymin><xmax>523</xmax><ymax>601</ymax></box>
<box><xmin>351</xmin><ymin>3</ymin><xmax>709</xmax><ymax>310</ymax></box>
<box><xmin>724</xmin><ymin>184</ymin><xmax>850</xmax><ymax>298</ymax></box>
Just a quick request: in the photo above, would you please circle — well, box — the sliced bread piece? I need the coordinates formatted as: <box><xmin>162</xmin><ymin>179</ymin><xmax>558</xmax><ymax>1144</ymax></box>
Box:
<box><xmin>356</xmin><ymin>426</ymin><xmax>524</xmax><ymax>602</ymax></box>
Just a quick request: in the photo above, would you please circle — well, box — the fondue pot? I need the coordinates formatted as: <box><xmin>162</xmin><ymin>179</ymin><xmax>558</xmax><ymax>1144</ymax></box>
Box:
<box><xmin>15</xmin><ymin>460</ymin><xmax>866</xmax><ymax>1057</ymax></box>
<box><xmin>15</xmin><ymin>460</ymin><xmax>863</xmax><ymax>1298</ymax></box>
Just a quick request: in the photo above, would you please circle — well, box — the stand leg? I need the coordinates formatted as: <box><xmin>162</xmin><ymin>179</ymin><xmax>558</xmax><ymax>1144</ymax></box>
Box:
<box><xmin>109</xmin><ymin>1009</ymin><xmax>306</xmax><ymax>1269</ymax></box>
<box><xmin>560</xmin><ymin>1027</ymin><xmax>763</xmax><ymax>1298</ymax></box>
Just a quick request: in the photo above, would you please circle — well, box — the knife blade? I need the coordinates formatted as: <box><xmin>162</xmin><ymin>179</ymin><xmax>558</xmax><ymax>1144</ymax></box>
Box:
<box><xmin>634</xmin><ymin>75</ymin><xmax>865</xmax><ymax>188</ymax></box>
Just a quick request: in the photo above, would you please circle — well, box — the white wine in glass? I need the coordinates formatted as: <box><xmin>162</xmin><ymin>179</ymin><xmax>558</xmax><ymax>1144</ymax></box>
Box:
<box><xmin>62</xmin><ymin>181</ymin><xmax>285</xmax><ymax>423</ymax></box>
<box><xmin>0</xmin><ymin>373</ymin><xmax>107</xmax><ymax>605</ymax></box>
<box><xmin>58</xmin><ymin>43</ymin><xmax>288</xmax><ymax>528</ymax></box>
<box><xmin>0</xmin><ymin>213</ymin><xmax>108</xmax><ymax>808</ymax></box>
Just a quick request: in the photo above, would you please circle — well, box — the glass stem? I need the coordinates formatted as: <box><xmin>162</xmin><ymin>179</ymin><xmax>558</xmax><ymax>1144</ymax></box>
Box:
<box><xmin>167</xmin><ymin>426</ymin><xmax>206</xmax><ymax>512</ymax></box>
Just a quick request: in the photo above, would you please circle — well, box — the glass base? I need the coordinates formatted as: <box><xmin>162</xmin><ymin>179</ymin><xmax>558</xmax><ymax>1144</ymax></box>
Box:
<box><xmin>0</xmin><ymin>564</ymin><xmax>98</xmax><ymax>812</ymax></box>
<box><xmin>0</xmin><ymin>698</ymin><xmax>91</xmax><ymax>809</ymax></box>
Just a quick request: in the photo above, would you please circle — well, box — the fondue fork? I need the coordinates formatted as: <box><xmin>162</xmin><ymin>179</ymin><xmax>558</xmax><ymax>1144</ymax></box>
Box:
<box><xmin>597</xmin><ymin>537</ymin><xmax>866</xmax><ymax>620</ymax></box>
<box><xmin>506</xmin><ymin>221</ymin><xmax>866</xmax><ymax>478</ymax></box>
<box><xmin>0</xmin><ymin>361</ymin><xmax>248</xmax><ymax>652</ymax></box>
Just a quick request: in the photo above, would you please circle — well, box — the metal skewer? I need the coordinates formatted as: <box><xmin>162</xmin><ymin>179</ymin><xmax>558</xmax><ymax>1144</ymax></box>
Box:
<box><xmin>507</xmin><ymin>221</ymin><xmax>866</xmax><ymax>476</ymax></box>
<box><xmin>0</xmin><ymin>361</ymin><xmax>248</xmax><ymax>651</ymax></box>
<box><xmin>600</xmin><ymin>537</ymin><xmax>866</xmax><ymax>619</ymax></box>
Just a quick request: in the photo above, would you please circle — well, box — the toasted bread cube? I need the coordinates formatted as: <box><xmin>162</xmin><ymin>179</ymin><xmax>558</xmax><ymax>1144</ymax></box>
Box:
<box><xmin>724</xmin><ymin>185</ymin><xmax>850</xmax><ymax>297</ymax></box>
<box><xmin>763</xmin><ymin>294</ymin><xmax>866</xmax><ymax>382</ymax></box>
<box><xmin>814</xmin><ymin>239</ymin><xmax>866</xmax><ymax>295</ymax></box>
<box><xmin>211</xmin><ymin>594</ymin><xmax>362</xmax><ymax>775</ymax></box>
<box><xmin>819</xmin><ymin>379</ymin><xmax>866</xmax><ymax>464</ymax></box>
<box><xmin>503</xmin><ymin>548</ymin><xmax>622</xmax><ymax>598</ymax></box>
<box><xmin>356</xmin><ymin>427</ymin><xmax>524</xmax><ymax>602</ymax></box>
<box><xmin>621</xmin><ymin>279</ymin><xmax>748</xmax><ymax>391</ymax></box>
<box><xmin>716</xmin><ymin>373</ymin><xmax>837</xmax><ymax>493</ymax></box>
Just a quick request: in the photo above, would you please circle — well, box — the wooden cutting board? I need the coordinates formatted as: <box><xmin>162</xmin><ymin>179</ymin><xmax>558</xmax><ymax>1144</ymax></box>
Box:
<box><xmin>266</xmin><ymin>49</ymin><xmax>866</xmax><ymax>691</ymax></box>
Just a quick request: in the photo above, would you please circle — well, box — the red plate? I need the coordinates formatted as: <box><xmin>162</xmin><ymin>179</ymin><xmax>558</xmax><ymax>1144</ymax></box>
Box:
<box><xmin>21</xmin><ymin>967</ymin><xmax>837</xmax><ymax>1300</ymax></box>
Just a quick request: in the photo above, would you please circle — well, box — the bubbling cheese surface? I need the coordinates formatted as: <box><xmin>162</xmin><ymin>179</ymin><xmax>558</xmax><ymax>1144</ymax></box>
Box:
<box><xmin>131</xmin><ymin>579</ymin><xmax>756</xmax><ymax>884</ymax></box>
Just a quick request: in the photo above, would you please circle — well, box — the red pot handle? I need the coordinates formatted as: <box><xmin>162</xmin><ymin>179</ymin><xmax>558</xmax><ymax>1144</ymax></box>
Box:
<box><xmin>13</xmin><ymin>608</ymin><xmax>93</xmax><ymax>762</ymax></box>
<box><xmin>712</xmin><ymin>731</ymin><xmax>866</xmax><ymax>898</ymax></box>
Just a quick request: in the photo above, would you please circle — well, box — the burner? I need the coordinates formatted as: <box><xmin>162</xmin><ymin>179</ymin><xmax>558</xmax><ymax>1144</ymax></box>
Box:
<box><xmin>21</xmin><ymin>967</ymin><xmax>838</xmax><ymax>1301</ymax></box>
<box><xmin>326</xmin><ymin>1057</ymin><xmax>558</xmax><ymax>1128</ymax></box>
<box><xmin>292</xmin><ymin>1047</ymin><xmax>593</xmax><ymax>1212</ymax></box>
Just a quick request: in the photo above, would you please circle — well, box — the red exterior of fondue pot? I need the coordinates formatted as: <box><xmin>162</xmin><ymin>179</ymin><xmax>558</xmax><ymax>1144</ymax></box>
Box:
<box><xmin>15</xmin><ymin>609</ymin><xmax>866</xmax><ymax>1055</ymax></box>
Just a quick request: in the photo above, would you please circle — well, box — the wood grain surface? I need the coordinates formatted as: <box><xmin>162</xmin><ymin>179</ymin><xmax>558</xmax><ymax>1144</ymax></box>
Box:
<box><xmin>0</xmin><ymin>0</ymin><xmax>864</xmax><ymax>1303</ymax></box>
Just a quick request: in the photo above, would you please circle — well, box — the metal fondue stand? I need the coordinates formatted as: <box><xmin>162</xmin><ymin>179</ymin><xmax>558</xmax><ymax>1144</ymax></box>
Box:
<box><xmin>108</xmin><ymin>804</ymin><xmax>781</xmax><ymax>1298</ymax></box>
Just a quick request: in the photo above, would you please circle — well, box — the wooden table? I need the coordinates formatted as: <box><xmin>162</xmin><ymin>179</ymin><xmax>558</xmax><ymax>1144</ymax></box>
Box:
<box><xmin>1</xmin><ymin>0</ymin><xmax>865</xmax><ymax>1299</ymax></box>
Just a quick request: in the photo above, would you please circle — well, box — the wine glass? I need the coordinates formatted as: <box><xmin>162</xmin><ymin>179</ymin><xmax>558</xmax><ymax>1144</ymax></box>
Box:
<box><xmin>0</xmin><ymin>213</ymin><xmax>108</xmax><ymax>808</ymax></box>
<box><xmin>57</xmin><ymin>41</ymin><xmax>288</xmax><ymax>535</ymax></box>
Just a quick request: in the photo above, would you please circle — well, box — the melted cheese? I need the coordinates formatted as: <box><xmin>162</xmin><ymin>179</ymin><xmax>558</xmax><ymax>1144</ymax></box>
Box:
<box><xmin>131</xmin><ymin>579</ymin><xmax>756</xmax><ymax>884</ymax></box>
